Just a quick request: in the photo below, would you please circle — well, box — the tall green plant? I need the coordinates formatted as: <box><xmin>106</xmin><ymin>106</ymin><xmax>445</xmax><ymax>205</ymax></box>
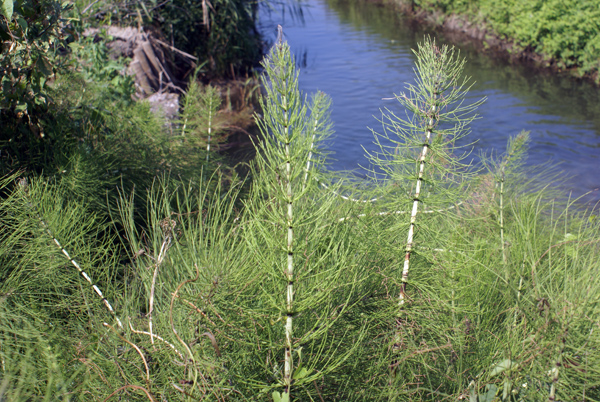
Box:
<box><xmin>235</xmin><ymin>32</ymin><xmax>368</xmax><ymax>400</ymax></box>
<box><xmin>367</xmin><ymin>37</ymin><xmax>484</xmax><ymax>308</ymax></box>
<box><xmin>0</xmin><ymin>173</ymin><xmax>125</xmax><ymax>399</ymax></box>
<box><xmin>179</xmin><ymin>80</ymin><xmax>223</xmax><ymax>162</ymax></box>
<box><xmin>112</xmin><ymin>175</ymin><xmax>246</xmax><ymax>400</ymax></box>
<box><xmin>5</xmin><ymin>32</ymin><xmax>600</xmax><ymax>402</ymax></box>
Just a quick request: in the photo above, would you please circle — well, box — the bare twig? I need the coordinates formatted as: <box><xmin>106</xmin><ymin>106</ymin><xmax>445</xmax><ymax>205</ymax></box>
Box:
<box><xmin>149</xmin><ymin>218</ymin><xmax>176</xmax><ymax>345</ymax></box>
<box><xmin>81</xmin><ymin>0</ymin><xmax>101</xmax><ymax>14</ymax></box>
<box><xmin>153</xmin><ymin>38</ymin><xmax>198</xmax><ymax>61</ymax></box>
<box><xmin>128</xmin><ymin>320</ymin><xmax>184</xmax><ymax>359</ymax></box>
<box><xmin>103</xmin><ymin>323</ymin><xmax>150</xmax><ymax>384</ymax></box>
<box><xmin>101</xmin><ymin>385</ymin><xmax>156</xmax><ymax>402</ymax></box>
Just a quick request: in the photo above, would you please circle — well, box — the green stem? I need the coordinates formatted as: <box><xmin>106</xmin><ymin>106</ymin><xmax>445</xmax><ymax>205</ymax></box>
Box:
<box><xmin>500</xmin><ymin>175</ymin><xmax>506</xmax><ymax>266</ymax></box>
<box><xmin>206</xmin><ymin>94</ymin><xmax>213</xmax><ymax>162</ymax></box>
<box><xmin>282</xmin><ymin>89</ymin><xmax>294</xmax><ymax>394</ymax></box>
<box><xmin>399</xmin><ymin>97</ymin><xmax>436</xmax><ymax>307</ymax></box>
<box><xmin>18</xmin><ymin>178</ymin><xmax>123</xmax><ymax>330</ymax></box>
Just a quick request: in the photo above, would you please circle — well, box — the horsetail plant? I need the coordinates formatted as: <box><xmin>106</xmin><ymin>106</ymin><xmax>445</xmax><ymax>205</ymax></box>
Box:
<box><xmin>6</xmin><ymin>34</ymin><xmax>600</xmax><ymax>402</ymax></box>
<box><xmin>239</xmin><ymin>28</ymin><xmax>368</xmax><ymax>400</ymax></box>
<box><xmin>180</xmin><ymin>79</ymin><xmax>222</xmax><ymax>161</ymax></box>
<box><xmin>488</xmin><ymin>131</ymin><xmax>530</xmax><ymax>266</ymax></box>
<box><xmin>202</xmin><ymin>85</ymin><xmax>220</xmax><ymax>161</ymax></box>
<box><xmin>367</xmin><ymin>37</ymin><xmax>484</xmax><ymax>308</ymax></box>
<box><xmin>255</xmin><ymin>31</ymin><xmax>306</xmax><ymax>395</ymax></box>
<box><xmin>17</xmin><ymin>177</ymin><xmax>124</xmax><ymax>330</ymax></box>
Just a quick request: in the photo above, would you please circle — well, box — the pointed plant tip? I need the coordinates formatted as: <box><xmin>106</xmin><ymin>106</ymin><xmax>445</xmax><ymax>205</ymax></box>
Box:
<box><xmin>277</xmin><ymin>25</ymin><xmax>285</xmax><ymax>47</ymax></box>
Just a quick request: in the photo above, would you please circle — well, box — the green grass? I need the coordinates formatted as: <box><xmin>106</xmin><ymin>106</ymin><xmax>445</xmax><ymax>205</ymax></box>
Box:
<box><xmin>1</xmin><ymin>37</ymin><xmax>600</xmax><ymax>401</ymax></box>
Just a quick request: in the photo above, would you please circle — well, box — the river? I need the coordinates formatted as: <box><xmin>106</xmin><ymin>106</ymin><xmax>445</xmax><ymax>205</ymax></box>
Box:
<box><xmin>258</xmin><ymin>0</ymin><xmax>600</xmax><ymax>206</ymax></box>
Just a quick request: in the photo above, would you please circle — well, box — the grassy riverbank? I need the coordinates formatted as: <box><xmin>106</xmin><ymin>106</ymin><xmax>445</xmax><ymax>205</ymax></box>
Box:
<box><xmin>2</xmin><ymin>33</ymin><xmax>600</xmax><ymax>401</ymax></box>
<box><xmin>382</xmin><ymin>0</ymin><xmax>600</xmax><ymax>84</ymax></box>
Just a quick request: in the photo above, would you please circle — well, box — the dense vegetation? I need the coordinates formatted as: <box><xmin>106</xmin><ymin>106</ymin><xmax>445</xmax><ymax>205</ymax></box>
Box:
<box><xmin>398</xmin><ymin>0</ymin><xmax>600</xmax><ymax>82</ymax></box>
<box><xmin>1</xmin><ymin>32</ymin><xmax>599</xmax><ymax>401</ymax></box>
<box><xmin>76</xmin><ymin>0</ymin><xmax>262</xmax><ymax>78</ymax></box>
<box><xmin>0</xmin><ymin>0</ymin><xmax>258</xmax><ymax>203</ymax></box>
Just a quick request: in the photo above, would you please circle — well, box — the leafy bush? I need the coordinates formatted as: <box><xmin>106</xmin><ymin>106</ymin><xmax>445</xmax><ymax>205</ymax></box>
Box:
<box><xmin>153</xmin><ymin>0</ymin><xmax>262</xmax><ymax>76</ymax></box>
<box><xmin>480</xmin><ymin>0</ymin><xmax>600</xmax><ymax>71</ymax></box>
<box><xmin>0</xmin><ymin>0</ymin><xmax>70</xmax><ymax>128</ymax></box>
<box><xmin>78</xmin><ymin>0</ymin><xmax>262</xmax><ymax>78</ymax></box>
<box><xmin>69</xmin><ymin>31</ymin><xmax>136</xmax><ymax>103</ymax></box>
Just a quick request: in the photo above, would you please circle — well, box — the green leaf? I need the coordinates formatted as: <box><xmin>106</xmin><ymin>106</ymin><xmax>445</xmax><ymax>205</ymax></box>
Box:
<box><xmin>272</xmin><ymin>391</ymin><xmax>290</xmax><ymax>402</ymax></box>
<box><xmin>1</xmin><ymin>0</ymin><xmax>13</xmax><ymax>20</ymax></box>
<box><xmin>502</xmin><ymin>381</ymin><xmax>511</xmax><ymax>400</ymax></box>
<box><xmin>562</xmin><ymin>233</ymin><xmax>579</xmax><ymax>258</ymax></box>
<box><xmin>489</xmin><ymin>359</ymin><xmax>515</xmax><ymax>378</ymax></box>
<box><xmin>16</xmin><ymin>16</ymin><xmax>26</xmax><ymax>30</ymax></box>
<box><xmin>469</xmin><ymin>387</ymin><xmax>478</xmax><ymax>402</ymax></box>
<box><xmin>34</xmin><ymin>95</ymin><xmax>46</xmax><ymax>105</ymax></box>
<box><xmin>292</xmin><ymin>365</ymin><xmax>310</xmax><ymax>380</ymax></box>
<box><xmin>36</xmin><ymin>56</ymin><xmax>53</xmax><ymax>77</ymax></box>
<box><xmin>68</xmin><ymin>42</ymin><xmax>82</xmax><ymax>52</ymax></box>
<box><xmin>479</xmin><ymin>384</ymin><xmax>498</xmax><ymax>402</ymax></box>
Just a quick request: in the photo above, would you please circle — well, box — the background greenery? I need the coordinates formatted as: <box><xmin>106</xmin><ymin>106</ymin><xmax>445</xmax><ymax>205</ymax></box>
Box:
<box><xmin>403</xmin><ymin>0</ymin><xmax>600</xmax><ymax>81</ymax></box>
<box><xmin>70</xmin><ymin>0</ymin><xmax>262</xmax><ymax>78</ymax></box>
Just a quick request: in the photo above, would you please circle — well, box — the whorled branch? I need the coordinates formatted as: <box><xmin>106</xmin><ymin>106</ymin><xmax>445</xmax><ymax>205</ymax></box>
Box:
<box><xmin>17</xmin><ymin>178</ymin><xmax>124</xmax><ymax>330</ymax></box>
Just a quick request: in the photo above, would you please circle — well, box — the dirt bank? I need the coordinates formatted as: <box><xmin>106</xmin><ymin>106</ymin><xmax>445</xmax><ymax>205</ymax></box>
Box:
<box><xmin>373</xmin><ymin>0</ymin><xmax>600</xmax><ymax>85</ymax></box>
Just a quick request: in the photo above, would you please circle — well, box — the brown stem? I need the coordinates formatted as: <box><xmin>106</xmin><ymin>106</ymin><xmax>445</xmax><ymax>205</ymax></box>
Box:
<box><xmin>102</xmin><ymin>385</ymin><xmax>156</xmax><ymax>402</ymax></box>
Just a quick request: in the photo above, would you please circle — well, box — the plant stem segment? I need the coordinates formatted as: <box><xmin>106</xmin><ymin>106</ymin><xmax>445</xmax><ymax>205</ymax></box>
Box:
<box><xmin>206</xmin><ymin>93</ymin><xmax>214</xmax><ymax>162</ymax></box>
<box><xmin>18</xmin><ymin>178</ymin><xmax>123</xmax><ymax>329</ymax></box>
<box><xmin>283</xmin><ymin>87</ymin><xmax>295</xmax><ymax>393</ymax></box>
<box><xmin>399</xmin><ymin>100</ymin><xmax>436</xmax><ymax>307</ymax></box>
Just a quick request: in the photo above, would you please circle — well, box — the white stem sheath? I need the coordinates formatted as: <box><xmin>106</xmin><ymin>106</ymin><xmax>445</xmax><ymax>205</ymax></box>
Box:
<box><xmin>399</xmin><ymin>105</ymin><xmax>435</xmax><ymax>306</ymax></box>
<box><xmin>206</xmin><ymin>95</ymin><xmax>213</xmax><ymax>162</ymax></box>
<box><xmin>281</xmin><ymin>91</ymin><xmax>294</xmax><ymax>391</ymax></box>
<box><xmin>19</xmin><ymin>180</ymin><xmax>123</xmax><ymax>329</ymax></box>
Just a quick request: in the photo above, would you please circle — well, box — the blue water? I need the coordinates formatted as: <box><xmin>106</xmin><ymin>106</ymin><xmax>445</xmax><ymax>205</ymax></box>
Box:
<box><xmin>259</xmin><ymin>0</ymin><xmax>600</xmax><ymax>205</ymax></box>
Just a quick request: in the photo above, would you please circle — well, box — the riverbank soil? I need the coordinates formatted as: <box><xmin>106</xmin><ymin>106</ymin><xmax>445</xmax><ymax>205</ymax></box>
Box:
<box><xmin>376</xmin><ymin>0</ymin><xmax>600</xmax><ymax>85</ymax></box>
